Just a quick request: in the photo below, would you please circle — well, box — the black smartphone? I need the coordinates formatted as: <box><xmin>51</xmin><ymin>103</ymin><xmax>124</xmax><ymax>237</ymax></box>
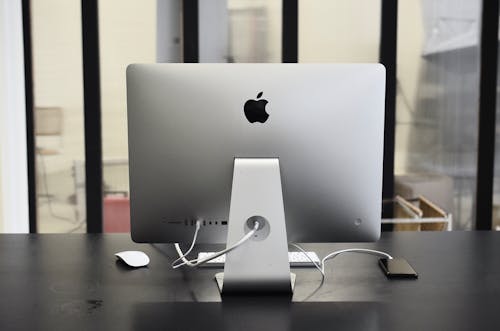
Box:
<box><xmin>378</xmin><ymin>258</ymin><xmax>418</xmax><ymax>279</ymax></box>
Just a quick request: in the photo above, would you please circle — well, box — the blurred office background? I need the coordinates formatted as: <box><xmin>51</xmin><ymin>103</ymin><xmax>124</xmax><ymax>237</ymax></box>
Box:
<box><xmin>0</xmin><ymin>0</ymin><xmax>499</xmax><ymax>233</ymax></box>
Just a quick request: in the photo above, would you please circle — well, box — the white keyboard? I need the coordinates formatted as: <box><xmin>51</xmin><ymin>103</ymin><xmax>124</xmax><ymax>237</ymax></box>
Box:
<box><xmin>197</xmin><ymin>251</ymin><xmax>320</xmax><ymax>268</ymax></box>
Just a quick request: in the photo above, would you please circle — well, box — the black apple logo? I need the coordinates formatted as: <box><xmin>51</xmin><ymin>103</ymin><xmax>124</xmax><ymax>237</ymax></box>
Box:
<box><xmin>244</xmin><ymin>92</ymin><xmax>269</xmax><ymax>123</ymax></box>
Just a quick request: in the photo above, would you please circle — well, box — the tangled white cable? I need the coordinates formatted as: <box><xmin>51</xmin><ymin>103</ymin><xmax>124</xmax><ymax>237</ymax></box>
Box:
<box><xmin>172</xmin><ymin>220</ymin><xmax>260</xmax><ymax>269</ymax></box>
<box><xmin>171</xmin><ymin>220</ymin><xmax>201</xmax><ymax>267</ymax></box>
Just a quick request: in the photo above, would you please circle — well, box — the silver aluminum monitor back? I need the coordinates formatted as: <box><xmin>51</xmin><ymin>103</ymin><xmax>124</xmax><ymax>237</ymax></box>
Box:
<box><xmin>126</xmin><ymin>63</ymin><xmax>385</xmax><ymax>244</ymax></box>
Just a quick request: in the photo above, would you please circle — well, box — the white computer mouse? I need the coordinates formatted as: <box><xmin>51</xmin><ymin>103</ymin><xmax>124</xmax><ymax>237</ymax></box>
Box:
<box><xmin>115</xmin><ymin>251</ymin><xmax>150</xmax><ymax>268</ymax></box>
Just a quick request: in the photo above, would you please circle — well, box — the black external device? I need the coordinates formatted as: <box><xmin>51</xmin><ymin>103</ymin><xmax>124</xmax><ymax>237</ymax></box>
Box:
<box><xmin>378</xmin><ymin>258</ymin><xmax>418</xmax><ymax>279</ymax></box>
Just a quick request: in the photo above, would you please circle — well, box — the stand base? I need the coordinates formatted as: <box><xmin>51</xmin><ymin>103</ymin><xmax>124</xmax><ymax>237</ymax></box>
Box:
<box><xmin>220</xmin><ymin>158</ymin><xmax>292</xmax><ymax>294</ymax></box>
<box><xmin>215</xmin><ymin>272</ymin><xmax>296</xmax><ymax>294</ymax></box>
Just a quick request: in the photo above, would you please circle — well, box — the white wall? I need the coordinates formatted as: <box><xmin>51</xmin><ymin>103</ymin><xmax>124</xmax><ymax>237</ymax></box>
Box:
<box><xmin>395</xmin><ymin>0</ymin><xmax>424</xmax><ymax>173</ymax></box>
<box><xmin>0</xmin><ymin>0</ymin><xmax>29</xmax><ymax>233</ymax></box>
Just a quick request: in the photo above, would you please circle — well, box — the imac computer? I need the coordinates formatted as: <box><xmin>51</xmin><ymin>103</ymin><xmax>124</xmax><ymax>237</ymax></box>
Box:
<box><xmin>126</xmin><ymin>63</ymin><xmax>386</xmax><ymax>293</ymax></box>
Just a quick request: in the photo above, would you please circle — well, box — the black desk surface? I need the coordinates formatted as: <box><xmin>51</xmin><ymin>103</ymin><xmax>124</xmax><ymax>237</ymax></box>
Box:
<box><xmin>1</xmin><ymin>232</ymin><xmax>500</xmax><ymax>330</ymax></box>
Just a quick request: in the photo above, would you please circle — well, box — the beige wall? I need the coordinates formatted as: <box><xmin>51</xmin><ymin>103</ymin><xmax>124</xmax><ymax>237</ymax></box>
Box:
<box><xmin>99</xmin><ymin>0</ymin><xmax>156</xmax><ymax>160</ymax></box>
<box><xmin>299</xmin><ymin>0</ymin><xmax>381</xmax><ymax>63</ymax></box>
<box><xmin>394</xmin><ymin>0</ymin><xmax>424</xmax><ymax>174</ymax></box>
<box><xmin>32</xmin><ymin>0</ymin><xmax>85</xmax><ymax>172</ymax></box>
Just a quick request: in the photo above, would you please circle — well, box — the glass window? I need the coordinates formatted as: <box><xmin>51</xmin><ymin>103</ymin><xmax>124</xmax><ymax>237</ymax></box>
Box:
<box><xmin>32</xmin><ymin>0</ymin><xmax>86</xmax><ymax>233</ymax></box>
<box><xmin>395</xmin><ymin>0</ymin><xmax>481</xmax><ymax>230</ymax></box>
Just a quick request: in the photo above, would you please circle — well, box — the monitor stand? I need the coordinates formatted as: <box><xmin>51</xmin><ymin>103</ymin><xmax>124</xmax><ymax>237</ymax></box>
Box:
<box><xmin>215</xmin><ymin>158</ymin><xmax>295</xmax><ymax>294</ymax></box>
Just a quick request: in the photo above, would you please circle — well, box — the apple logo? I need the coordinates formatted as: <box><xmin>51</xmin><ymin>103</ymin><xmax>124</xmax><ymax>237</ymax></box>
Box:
<box><xmin>244</xmin><ymin>91</ymin><xmax>269</xmax><ymax>123</ymax></box>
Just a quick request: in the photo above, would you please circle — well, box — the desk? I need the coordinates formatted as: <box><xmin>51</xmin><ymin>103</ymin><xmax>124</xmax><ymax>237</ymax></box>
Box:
<box><xmin>0</xmin><ymin>232</ymin><xmax>499</xmax><ymax>330</ymax></box>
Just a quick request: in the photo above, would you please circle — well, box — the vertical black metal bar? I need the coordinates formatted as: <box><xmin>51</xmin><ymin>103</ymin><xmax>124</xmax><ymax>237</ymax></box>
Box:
<box><xmin>379</xmin><ymin>0</ymin><xmax>398</xmax><ymax>217</ymax></box>
<box><xmin>282</xmin><ymin>0</ymin><xmax>298</xmax><ymax>63</ymax></box>
<box><xmin>475</xmin><ymin>0</ymin><xmax>499</xmax><ymax>230</ymax></box>
<box><xmin>182</xmin><ymin>0</ymin><xmax>199</xmax><ymax>63</ymax></box>
<box><xmin>81</xmin><ymin>0</ymin><xmax>103</xmax><ymax>233</ymax></box>
<box><xmin>21</xmin><ymin>0</ymin><xmax>37</xmax><ymax>233</ymax></box>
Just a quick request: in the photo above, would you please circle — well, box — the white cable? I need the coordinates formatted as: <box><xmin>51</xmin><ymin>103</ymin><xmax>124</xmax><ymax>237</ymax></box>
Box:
<box><xmin>289</xmin><ymin>244</ymin><xmax>393</xmax><ymax>276</ymax></box>
<box><xmin>171</xmin><ymin>220</ymin><xmax>201</xmax><ymax>267</ymax></box>
<box><xmin>289</xmin><ymin>242</ymin><xmax>325</xmax><ymax>277</ymax></box>
<box><xmin>173</xmin><ymin>221</ymin><xmax>259</xmax><ymax>268</ymax></box>
<box><xmin>320</xmin><ymin>248</ymin><xmax>393</xmax><ymax>274</ymax></box>
<box><xmin>172</xmin><ymin>221</ymin><xmax>392</xmax><ymax>277</ymax></box>
<box><xmin>172</xmin><ymin>221</ymin><xmax>260</xmax><ymax>269</ymax></box>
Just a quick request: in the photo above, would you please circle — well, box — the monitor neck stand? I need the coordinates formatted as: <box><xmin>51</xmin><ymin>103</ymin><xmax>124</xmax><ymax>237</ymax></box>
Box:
<box><xmin>215</xmin><ymin>158</ymin><xmax>295</xmax><ymax>294</ymax></box>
